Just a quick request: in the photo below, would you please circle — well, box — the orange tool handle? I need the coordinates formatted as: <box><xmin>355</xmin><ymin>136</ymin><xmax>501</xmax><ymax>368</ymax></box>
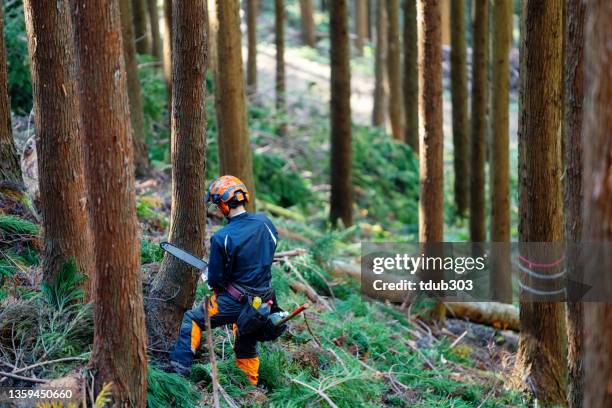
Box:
<box><xmin>274</xmin><ymin>303</ymin><xmax>309</xmax><ymax>327</ymax></box>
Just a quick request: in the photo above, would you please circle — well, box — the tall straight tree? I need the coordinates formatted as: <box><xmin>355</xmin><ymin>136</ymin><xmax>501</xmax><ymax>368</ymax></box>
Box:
<box><xmin>148</xmin><ymin>0</ymin><xmax>207</xmax><ymax>342</ymax></box>
<box><xmin>162</xmin><ymin>0</ymin><xmax>172</xmax><ymax>107</ymax></box>
<box><xmin>299</xmin><ymin>0</ymin><xmax>316</xmax><ymax>47</ymax></box>
<box><xmin>450</xmin><ymin>0</ymin><xmax>468</xmax><ymax>216</ymax></box>
<box><xmin>469</xmin><ymin>0</ymin><xmax>487</xmax><ymax>243</ymax></box>
<box><xmin>515</xmin><ymin>0</ymin><xmax>566</xmax><ymax>404</ymax></box>
<box><xmin>372</xmin><ymin>0</ymin><xmax>388</xmax><ymax>127</ymax></box>
<box><xmin>489</xmin><ymin>0</ymin><xmax>512</xmax><ymax>302</ymax></box>
<box><xmin>147</xmin><ymin>0</ymin><xmax>162</xmax><ymax>59</ymax></box>
<box><xmin>564</xmin><ymin>1</ymin><xmax>586</xmax><ymax>407</ymax></box>
<box><xmin>582</xmin><ymin>2</ymin><xmax>612</xmax><ymax>407</ymax></box>
<box><xmin>275</xmin><ymin>0</ymin><xmax>287</xmax><ymax>136</ymax></box>
<box><xmin>0</xmin><ymin>5</ymin><xmax>22</xmax><ymax>185</ymax></box>
<box><xmin>329</xmin><ymin>0</ymin><xmax>353</xmax><ymax>227</ymax></box>
<box><xmin>208</xmin><ymin>0</ymin><xmax>219</xmax><ymax>74</ymax></box>
<box><xmin>386</xmin><ymin>0</ymin><xmax>404</xmax><ymax>140</ymax></box>
<box><xmin>417</xmin><ymin>0</ymin><xmax>444</xmax><ymax>320</ymax></box>
<box><xmin>23</xmin><ymin>0</ymin><xmax>94</xmax><ymax>293</ymax></box>
<box><xmin>71</xmin><ymin>0</ymin><xmax>147</xmax><ymax>404</ymax></box>
<box><xmin>215</xmin><ymin>0</ymin><xmax>256</xmax><ymax>211</ymax></box>
<box><xmin>354</xmin><ymin>0</ymin><xmax>368</xmax><ymax>55</ymax></box>
<box><xmin>403</xmin><ymin>0</ymin><xmax>418</xmax><ymax>151</ymax></box>
<box><xmin>132</xmin><ymin>0</ymin><xmax>150</xmax><ymax>53</ymax></box>
<box><xmin>120</xmin><ymin>0</ymin><xmax>150</xmax><ymax>177</ymax></box>
<box><xmin>246</xmin><ymin>0</ymin><xmax>258</xmax><ymax>94</ymax></box>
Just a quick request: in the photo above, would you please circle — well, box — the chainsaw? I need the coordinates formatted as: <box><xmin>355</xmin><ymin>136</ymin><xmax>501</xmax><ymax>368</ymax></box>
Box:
<box><xmin>159</xmin><ymin>241</ymin><xmax>309</xmax><ymax>326</ymax></box>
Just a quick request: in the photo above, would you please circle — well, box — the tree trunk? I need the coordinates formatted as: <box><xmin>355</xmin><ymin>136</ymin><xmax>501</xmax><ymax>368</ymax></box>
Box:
<box><xmin>403</xmin><ymin>0</ymin><xmax>418</xmax><ymax>152</ymax></box>
<box><xmin>148</xmin><ymin>0</ymin><xmax>207</xmax><ymax>344</ymax></box>
<box><xmin>71</xmin><ymin>0</ymin><xmax>147</xmax><ymax>405</ymax></box>
<box><xmin>582</xmin><ymin>3</ymin><xmax>612</xmax><ymax>407</ymax></box>
<box><xmin>23</xmin><ymin>0</ymin><xmax>95</xmax><ymax>296</ymax></box>
<box><xmin>299</xmin><ymin>0</ymin><xmax>316</xmax><ymax>47</ymax></box>
<box><xmin>386</xmin><ymin>0</ymin><xmax>404</xmax><ymax>141</ymax></box>
<box><xmin>0</xmin><ymin>6</ymin><xmax>22</xmax><ymax>185</ymax></box>
<box><xmin>215</xmin><ymin>0</ymin><xmax>256</xmax><ymax>212</ymax></box>
<box><xmin>120</xmin><ymin>0</ymin><xmax>150</xmax><ymax>177</ymax></box>
<box><xmin>440</xmin><ymin>0</ymin><xmax>450</xmax><ymax>46</ymax></box>
<box><xmin>417</xmin><ymin>0</ymin><xmax>444</xmax><ymax>321</ymax></box>
<box><xmin>354</xmin><ymin>0</ymin><xmax>368</xmax><ymax>55</ymax></box>
<box><xmin>469</xmin><ymin>0</ymin><xmax>487</xmax><ymax>243</ymax></box>
<box><xmin>329</xmin><ymin>0</ymin><xmax>353</xmax><ymax>228</ymax></box>
<box><xmin>147</xmin><ymin>0</ymin><xmax>162</xmax><ymax>59</ymax></box>
<box><xmin>208</xmin><ymin>0</ymin><xmax>219</xmax><ymax>76</ymax></box>
<box><xmin>132</xmin><ymin>0</ymin><xmax>150</xmax><ymax>54</ymax></box>
<box><xmin>563</xmin><ymin>2</ymin><xmax>585</xmax><ymax>407</ymax></box>
<box><xmin>162</xmin><ymin>0</ymin><xmax>172</xmax><ymax>108</ymax></box>
<box><xmin>275</xmin><ymin>0</ymin><xmax>287</xmax><ymax>137</ymax></box>
<box><xmin>489</xmin><ymin>0</ymin><xmax>512</xmax><ymax>303</ymax></box>
<box><xmin>246</xmin><ymin>0</ymin><xmax>257</xmax><ymax>95</ymax></box>
<box><xmin>515</xmin><ymin>1</ymin><xmax>566</xmax><ymax>405</ymax></box>
<box><xmin>372</xmin><ymin>0</ymin><xmax>388</xmax><ymax>128</ymax></box>
<box><xmin>450</xmin><ymin>0</ymin><xmax>468</xmax><ymax>216</ymax></box>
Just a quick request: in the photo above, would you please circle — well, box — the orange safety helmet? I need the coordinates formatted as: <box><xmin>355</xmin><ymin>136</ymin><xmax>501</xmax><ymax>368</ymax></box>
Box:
<box><xmin>206</xmin><ymin>175</ymin><xmax>250</xmax><ymax>216</ymax></box>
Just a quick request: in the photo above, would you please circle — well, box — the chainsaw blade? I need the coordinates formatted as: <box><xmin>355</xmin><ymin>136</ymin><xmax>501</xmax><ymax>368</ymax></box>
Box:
<box><xmin>160</xmin><ymin>242</ymin><xmax>208</xmax><ymax>282</ymax></box>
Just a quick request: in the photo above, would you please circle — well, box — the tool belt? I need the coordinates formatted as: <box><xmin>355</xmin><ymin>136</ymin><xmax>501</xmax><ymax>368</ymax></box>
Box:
<box><xmin>225</xmin><ymin>283</ymin><xmax>274</xmax><ymax>304</ymax></box>
<box><xmin>227</xmin><ymin>283</ymin><xmax>286</xmax><ymax>342</ymax></box>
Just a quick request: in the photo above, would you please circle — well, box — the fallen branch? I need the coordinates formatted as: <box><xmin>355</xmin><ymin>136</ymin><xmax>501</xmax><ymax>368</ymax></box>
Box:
<box><xmin>204</xmin><ymin>295</ymin><xmax>220</xmax><ymax>408</ymax></box>
<box><xmin>274</xmin><ymin>248</ymin><xmax>307</xmax><ymax>259</ymax></box>
<box><xmin>0</xmin><ymin>370</ymin><xmax>47</xmax><ymax>383</ymax></box>
<box><xmin>277</xmin><ymin>227</ymin><xmax>313</xmax><ymax>245</ymax></box>
<box><xmin>6</xmin><ymin>356</ymin><xmax>88</xmax><ymax>376</ymax></box>
<box><xmin>445</xmin><ymin>302</ymin><xmax>519</xmax><ymax>331</ymax></box>
<box><xmin>258</xmin><ymin>200</ymin><xmax>305</xmax><ymax>222</ymax></box>
<box><xmin>284</xmin><ymin>260</ymin><xmax>332</xmax><ymax>311</ymax></box>
<box><xmin>290</xmin><ymin>378</ymin><xmax>339</xmax><ymax>408</ymax></box>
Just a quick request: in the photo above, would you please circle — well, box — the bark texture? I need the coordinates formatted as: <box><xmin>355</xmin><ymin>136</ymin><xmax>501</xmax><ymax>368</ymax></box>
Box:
<box><xmin>450</xmin><ymin>0</ymin><xmax>468</xmax><ymax>216</ymax></box>
<box><xmin>147</xmin><ymin>0</ymin><xmax>162</xmax><ymax>59</ymax></box>
<box><xmin>299</xmin><ymin>0</ymin><xmax>316</xmax><ymax>47</ymax></box>
<box><xmin>469</xmin><ymin>0</ymin><xmax>487</xmax><ymax>243</ymax></box>
<box><xmin>354</xmin><ymin>0</ymin><xmax>368</xmax><ymax>55</ymax></box>
<box><xmin>0</xmin><ymin>5</ymin><xmax>22</xmax><ymax>185</ymax></box>
<box><xmin>275</xmin><ymin>0</ymin><xmax>287</xmax><ymax>136</ymax></box>
<box><xmin>23</xmin><ymin>0</ymin><xmax>94</xmax><ymax>294</ymax></box>
<box><xmin>582</xmin><ymin>3</ymin><xmax>612</xmax><ymax>407</ymax></box>
<box><xmin>417</xmin><ymin>0</ymin><xmax>444</xmax><ymax>321</ymax></box>
<box><xmin>563</xmin><ymin>1</ymin><xmax>586</xmax><ymax>406</ymax></box>
<box><xmin>417</xmin><ymin>0</ymin><xmax>444</xmax><ymax>244</ymax></box>
<box><xmin>71</xmin><ymin>0</ymin><xmax>147</xmax><ymax>405</ymax></box>
<box><xmin>215</xmin><ymin>0</ymin><xmax>256</xmax><ymax>211</ymax></box>
<box><xmin>148</xmin><ymin>0</ymin><xmax>208</xmax><ymax>343</ymax></box>
<box><xmin>372</xmin><ymin>0</ymin><xmax>387</xmax><ymax>127</ymax></box>
<box><xmin>120</xmin><ymin>0</ymin><xmax>150</xmax><ymax>177</ymax></box>
<box><xmin>246</xmin><ymin>0</ymin><xmax>258</xmax><ymax>94</ymax></box>
<box><xmin>515</xmin><ymin>1</ymin><xmax>566</xmax><ymax>404</ymax></box>
<box><xmin>489</xmin><ymin>0</ymin><xmax>512</xmax><ymax>303</ymax></box>
<box><xmin>385</xmin><ymin>0</ymin><xmax>404</xmax><ymax>140</ymax></box>
<box><xmin>403</xmin><ymin>0</ymin><xmax>418</xmax><ymax>151</ymax></box>
<box><xmin>329</xmin><ymin>0</ymin><xmax>353</xmax><ymax>227</ymax></box>
<box><xmin>132</xmin><ymin>0</ymin><xmax>150</xmax><ymax>53</ymax></box>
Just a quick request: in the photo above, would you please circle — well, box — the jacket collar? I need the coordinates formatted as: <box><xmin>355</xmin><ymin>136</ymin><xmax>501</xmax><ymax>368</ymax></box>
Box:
<box><xmin>228</xmin><ymin>211</ymin><xmax>249</xmax><ymax>223</ymax></box>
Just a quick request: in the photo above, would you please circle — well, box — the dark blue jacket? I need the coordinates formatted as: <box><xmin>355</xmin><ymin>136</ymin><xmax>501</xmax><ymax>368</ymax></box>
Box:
<box><xmin>207</xmin><ymin>212</ymin><xmax>279</xmax><ymax>291</ymax></box>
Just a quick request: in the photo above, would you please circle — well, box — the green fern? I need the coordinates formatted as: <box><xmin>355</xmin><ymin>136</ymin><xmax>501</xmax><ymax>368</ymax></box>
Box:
<box><xmin>0</xmin><ymin>214</ymin><xmax>39</xmax><ymax>235</ymax></box>
<box><xmin>41</xmin><ymin>259</ymin><xmax>84</xmax><ymax>311</ymax></box>
<box><xmin>95</xmin><ymin>382</ymin><xmax>114</xmax><ymax>408</ymax></box>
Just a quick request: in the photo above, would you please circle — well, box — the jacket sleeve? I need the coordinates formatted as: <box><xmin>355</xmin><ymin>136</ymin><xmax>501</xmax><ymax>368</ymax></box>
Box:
<box><xmin>207</xmin><ymin>234</ymin><xmax>227</xmax><ymax>290</ymax></box>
